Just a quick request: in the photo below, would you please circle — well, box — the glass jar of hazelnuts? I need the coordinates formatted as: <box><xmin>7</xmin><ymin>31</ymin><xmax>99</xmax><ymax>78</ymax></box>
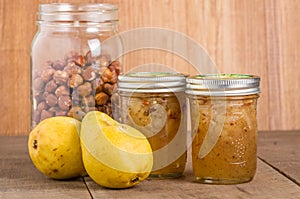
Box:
<box><xmin>30</xmin><ymin>3</ymin><xmax>122</xmax><ymax>128</ymax></box>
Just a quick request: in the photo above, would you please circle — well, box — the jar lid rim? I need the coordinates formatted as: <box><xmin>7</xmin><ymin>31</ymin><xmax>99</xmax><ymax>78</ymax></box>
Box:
<box><xmin>118</xmin><ymin>72</ymin><xmax>187</xmax><ymax>93</ymax></box>
<box><xmin>119</xmin><ymin>72</ymin><xmax>187</xmax><ymax>82</ymax></box>
<box><xmin>186</xmin><ymin>74</ymin><xmax>261</xmax><ymax>96</ymax></box>
<box><xmin>187</xmin><ymin>74</ymin><xmax>260</xmax><ymax>81</ymax></box>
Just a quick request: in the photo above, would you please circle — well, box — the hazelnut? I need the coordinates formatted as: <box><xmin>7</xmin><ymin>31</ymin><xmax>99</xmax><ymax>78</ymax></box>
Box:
<box><xmin>82</xmin><ymin>95</ymin><xmax>95</xmax><ymax>107</ymax></box>
<box><xmin>64</xmin><ymin>62</ymin><xmax>82</xmax><ymax>75</ymax></box>
<box><xmin>65</xmin><ymin>51</ymin><xmax>86</xmax><ymax>67</ymax></box>
<box><xmin>45</xmin><ymin>80</ymin><xmax>58</xmax><ymax>93</ymax></box>
<box><xmin>82</xmin><ymin>67</ymin><xmax>97</xmax><ymax>81</ymax></box>
<box><xmin>68</xmin><ymin>106</ymin><xmax>80</xmax><ymax>117</ymax></box>
<box><xmin>55</xmin><ymin>85</ymin><xmax>70</xmax><ymax>97</ymax></box>
<box><xmin>40</xmin><ymin>68</ymin><xmax>56</xmax><ymax>82</ymax></box>
<box><xmin>33</xmin><ymin>78</ymin><xmax>45</xmax><ymax>92</ymax></box>
<box><xmin>49</xmin><ymin>107</ymin><xmax>67</xmax><ymax>116</ymax></box>
<box><xmin>68</xmin><ymin>107</ymin><xmax>86</xmax><ymax>121</ymax></box>
<box><xmin>58</xmin><ymin>95</ymin><xmax>72</xmax><ymax>111</ymax></box>
<box><xmin>37</xmin><ymin>101</ymin><xmax>49</xmax><ymax>113</ymax></box>
<box><xmin>77</xmin><ymin>82</ymin><xmax>92</xmax><ymax>97</ymax></box>
<box><xmin>101</xmin><ymin>68</ymin><xmax>113</xmax><ymax>83</ymax></box>
<box><xmin>52</xmin><ymin>60</ymin><xmax>67</xmax><ymax>70</ymax></box>
<box><xmin>40</xmin><ymin>110</ymin><xmax>54</xmax><ymax>121</ymax></box>
<box><xmin>102</xmin><ymin>67</ymin><xmax>118</xmax><ymax>84</ymax></box>
<box><xmin>68</xmin><ymin>74</ymin><xmax>83</xmax><ymax>88</ymax></box>
<box><xmin>95</xmin><ymin>92</ymin><xmax>109</xmax><ymax>106</ymax></box>
<box><xmin>74</xmin><ymin>55</ymin><xmax>86</xmax><ymax>67</ymax></box>
<box><xmin>42</xmin><ymin>92</ymin><xmax>50</xmax><ymax>100</ymax></box>
<box><xmin>53</xmin><ymin>70</ymin><xmax>69</xmax><ymax>85</ymax></box>
<box><xmin>95</xmin><ymin>85</ymin><xmax>103</xmax><ymax>94</ymax></box>
<box><xmin>109</xmin><ymin>61</ymin><xmax>121</xmax><ymax>75</ymax></box>
<box><xmin>95</xmin><ymin>78</ymin><xmax>104</xmax><ymax>93</ymax></box>
<box><xmin>45</xmin><ymin>93</ymin><xmax>57</xmax><ymax>107</ymax></box>
<box><xmin>48</xmin><ymin>106</ymin><xmax>59</xmax><ymax>113</ymax></box>
<box><xmin>103</xmin><ymin>83</ymin><xmax>116</xmax><ymax>96</ymax></box>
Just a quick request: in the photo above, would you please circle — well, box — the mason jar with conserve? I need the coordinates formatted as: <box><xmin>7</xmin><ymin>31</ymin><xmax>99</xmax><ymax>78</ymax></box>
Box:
<box><xmin>186</xmin><ymin>74</ymin><xmax>260</xmax><ymax>184</ymax></box>
<box><xmin>30</xmin><ymin>3</ymin><xmax>122</xmax><ymax>129</ymax></box>
<box><xmin>118</xmin><ymin>72</ymin><xmax>187</xmax><ymax>178</ymax></box>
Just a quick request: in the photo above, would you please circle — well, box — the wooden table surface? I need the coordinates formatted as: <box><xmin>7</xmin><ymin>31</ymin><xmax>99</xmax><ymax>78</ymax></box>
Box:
<box><xmin>1</xmin><ymin>131</ymin><xmax>299</xmax><ymax>199</ymax></box>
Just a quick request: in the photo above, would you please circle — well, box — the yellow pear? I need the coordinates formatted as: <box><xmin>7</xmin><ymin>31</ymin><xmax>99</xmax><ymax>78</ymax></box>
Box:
<box><xmin>80</xmin><ymin>111</ymin><xmax>153</xmax><ymax>189</ymax></box>
<box><xmin>28</xmin><ymin>116</ymin><xmax>85</xmax><ymax>179</ymax></box>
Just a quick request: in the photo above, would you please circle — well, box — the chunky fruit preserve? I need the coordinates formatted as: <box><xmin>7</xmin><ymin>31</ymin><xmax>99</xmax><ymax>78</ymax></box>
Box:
<box><xmin>118</xmin><ymin>72</ymin><xmax>187</xmax><ymax>178</ymax></box>
<box><xmin>122</xmin><ymin>93</ymin><xmax>187</xmax><ymax>178</ymax></box>
<box><xmin>189</xmin><ymin>95</ymin><xmax>258</xmax><ymax>184</ymax></box>
<box><xmin>186</xmin><ymin>74</ymin><xmax>260</xmax><ymax>184</ymax></box>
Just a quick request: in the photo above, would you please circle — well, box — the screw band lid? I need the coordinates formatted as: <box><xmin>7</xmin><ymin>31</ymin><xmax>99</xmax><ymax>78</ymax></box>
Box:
<box><xmin>186</xmin><ymin>74</ymin><xmax>260</xmax><ymax>96</ymax></box>
<box><xmin>118</xmin><ymin>72</ymin><xmax>187</xmax><ymax>93</ymax></box>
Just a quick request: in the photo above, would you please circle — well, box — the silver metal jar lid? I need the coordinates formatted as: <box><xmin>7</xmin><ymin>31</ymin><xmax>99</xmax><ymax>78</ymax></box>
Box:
<box><xmin>118</xmin><ymin>72</ymin><xmax>187</xmax><ymax>93</ymax></box>
<box><xmin>38</xmin><ymin>3</ymin><xmax>118</xmax><ymax>23</ymax></box>
<box><xmin>186</xmin><ymin>74</ymin><xmax>260</xmax><ymax>96</ymax></box>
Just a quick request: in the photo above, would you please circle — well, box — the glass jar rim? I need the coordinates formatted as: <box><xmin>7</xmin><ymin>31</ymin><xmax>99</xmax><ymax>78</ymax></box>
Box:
<box><xmin>186</xmin><ymin>74</ymin><xmax>260</xmax><ymax>96</ymax></box>
<box><xmin>39</xmin><ymin>3</ymin><xmax>118</xmax><ymax>12</ymax></box>
<box><xmin>38</xmin><ymin>3</ymin><xmax>118</xmax><ymax>23</ymax></box>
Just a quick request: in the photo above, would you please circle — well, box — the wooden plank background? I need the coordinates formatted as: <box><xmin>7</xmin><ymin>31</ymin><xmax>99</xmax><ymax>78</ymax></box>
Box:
<box><xmin>0</xmin><ymin>0</ymin><xmax>299</xmax><ymax>135</ymax></box>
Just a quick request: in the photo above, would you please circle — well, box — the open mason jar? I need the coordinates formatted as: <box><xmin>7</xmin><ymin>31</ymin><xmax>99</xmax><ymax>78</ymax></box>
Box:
<box><xmin>186</xmin><ymin>74</ymin><xmax>260</xmax><ymax>184</ymax></box>
<box><xmin>30</xmin><ymin>3</ymin><xmax>122</xmax><ymax>129</ymax></box>
<box><xmin>118</xmin><ymin>72</ymin><xmax>187</xmax><ymax>178</ymax></box>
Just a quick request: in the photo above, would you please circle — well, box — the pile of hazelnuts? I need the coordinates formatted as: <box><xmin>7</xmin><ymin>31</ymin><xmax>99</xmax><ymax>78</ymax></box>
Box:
<box><xmin>32</xmin><ymin>50</ymin><xmax>120</xmax><ymax>127</ymax></box>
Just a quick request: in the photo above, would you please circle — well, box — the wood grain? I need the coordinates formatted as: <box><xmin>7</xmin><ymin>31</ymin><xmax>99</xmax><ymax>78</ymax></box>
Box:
<box><xmin>0</xmin><ymin>136</ymin><xmax>91</xmax><ymax>199</ymax></box>
<box><xmin>84</xmin><ymin>160</ymin><xmax>300</xmax><ymax>199</ymax></box>
<box><xmin>258</xmin><ymin>131</ymin><xmax>300</xmax><ymax>185</ymax></box>
<box><xmin>1</xmin><ymin>135</ymin><xmax>299</xmax><ymax>199</ymax></box>
<box><xmin>0</xmin><ymin>0</ymin><xmax>299</xmax><ymax>135</ymax></box>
